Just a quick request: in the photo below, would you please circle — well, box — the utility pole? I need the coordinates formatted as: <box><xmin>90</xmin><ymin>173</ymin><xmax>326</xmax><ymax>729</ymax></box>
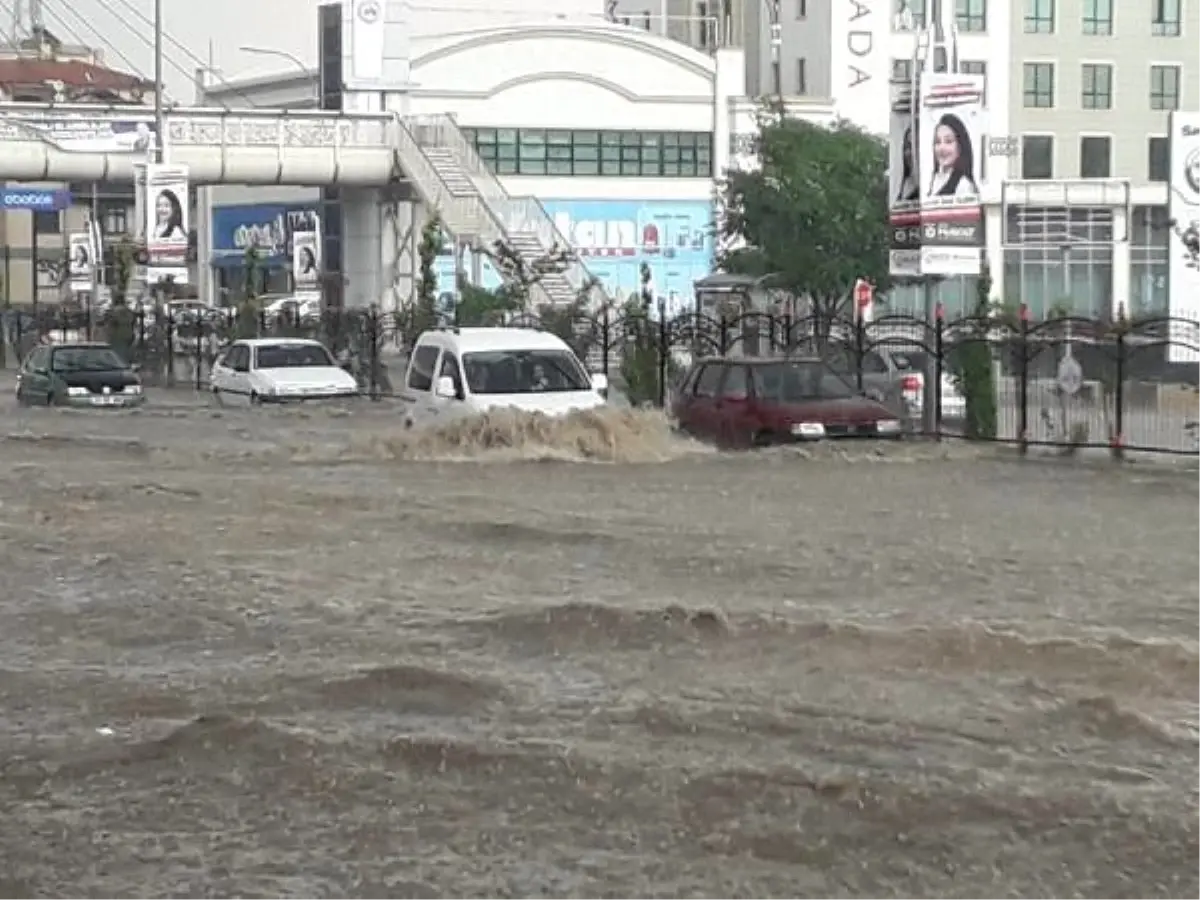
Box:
<box><xmin>769</xmin><ymin>0</ymin><xmax>782</xmax><ymax>100</ymax></box>
<box><xmin>153</xmin><ymin>0</ymin><xmax>164</xmax><ymax>162</ymax></box>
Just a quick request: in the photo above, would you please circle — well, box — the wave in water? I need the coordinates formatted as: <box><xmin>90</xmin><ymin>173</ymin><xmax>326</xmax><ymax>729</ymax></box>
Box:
<box><xmin>291</xmin><ymin>407</ymin><xmax>707</xmax><ymax>464</ymax></box>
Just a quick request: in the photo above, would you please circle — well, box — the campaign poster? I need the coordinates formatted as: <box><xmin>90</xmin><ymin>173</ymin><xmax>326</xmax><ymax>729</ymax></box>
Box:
<box><xmin>292</xmin><ymin>229</ymin><xmax>322</xmax><ymax>294</ymax></box>
<box><xmin>1167</xmin><ymin>111</ymin><xmax>1200</xmax><ymax>362</ymax></box>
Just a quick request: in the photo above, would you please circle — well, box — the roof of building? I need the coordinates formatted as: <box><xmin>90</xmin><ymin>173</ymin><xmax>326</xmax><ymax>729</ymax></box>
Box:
<box><xmin>0</xmin><ymin>58</ymin><xmax>153</xmax><ymax>92</ymax></box>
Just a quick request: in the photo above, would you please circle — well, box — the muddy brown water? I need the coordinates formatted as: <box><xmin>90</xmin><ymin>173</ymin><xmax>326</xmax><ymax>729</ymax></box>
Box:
<box><xmin>0</xmin><ymin>401</ymin><xmax>1196</xmax><ymax>898</ymax></box>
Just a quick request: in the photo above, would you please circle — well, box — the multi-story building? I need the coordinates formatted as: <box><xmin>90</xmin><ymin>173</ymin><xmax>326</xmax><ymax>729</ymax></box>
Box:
<box><xmin>0</xmin><ymin>27</ymin><xmax>152</xmax><ymax>307</ymax></box>
<box><xmin>1004</xmin><ymin>0</ymin><xmax>1199</xmax><ymax>319</ymax></box>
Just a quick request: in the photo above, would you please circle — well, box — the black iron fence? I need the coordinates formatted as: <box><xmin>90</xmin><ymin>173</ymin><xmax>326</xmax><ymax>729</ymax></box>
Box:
<box><xmin>3</xmin><ymin>305</ymin><xmax>1197</xmax><ymax>456</ymax></box>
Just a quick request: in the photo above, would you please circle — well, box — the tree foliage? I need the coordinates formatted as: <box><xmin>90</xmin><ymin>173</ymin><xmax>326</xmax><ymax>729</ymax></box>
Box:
<box><xmin>718</xmin><ymin>112</ymin><xmax>890</xmax><ymax>323</ymax></box>
<box><xmin>957</xmin><ymin>261</ymin><xmax>998</xmax><ymax>440</ymax></box>
<box><xmin>404</xmin><ymin>215</ymin><xmax>443</xmax><ymax>344</ymax></box>
<box><xmin>453</xmin><ymin>238</ymin><xmax>575</xmax><ymax>326</ymax></box>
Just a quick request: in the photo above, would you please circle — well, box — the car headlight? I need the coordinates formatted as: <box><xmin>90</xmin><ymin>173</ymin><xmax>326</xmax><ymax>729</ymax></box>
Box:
<box><xmin>875</xmin><ymin>419</ymin><xmax>902</xmax><ymax>433</ymax></box>
<box><xmin>66</xmin><ymin>386</ymin><xmax>89</xmax><ymax>397</ymax></box>
<box><xmin>125</xmin><ymin>384</ymin><xmax>142</xmax><ymax>395</ymax></box>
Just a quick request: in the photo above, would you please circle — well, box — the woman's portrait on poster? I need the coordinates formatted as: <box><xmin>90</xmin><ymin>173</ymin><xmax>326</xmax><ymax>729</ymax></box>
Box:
<box><xmin>895</xmin><ymin>126</ymin><xmax>920</xmax><ymax>202</ymax></box>
<box><xmin>71</xmin><ymin>244</ymin><xmax>90</xmax><ymax>272</ymax></box>
<box><xmin>926</xmin><ymin>113</ymin><xmax>979</xmax><ymax>199</ymax></box>
<box><xmin>154</xmin><ymin>189</ymin><xmax>186</xmax><ymax>240</ymax></box>
<box><xmin>297</xmin><ymin>245</ymin><xmax>319</xmax><ymax>276</ymax></box>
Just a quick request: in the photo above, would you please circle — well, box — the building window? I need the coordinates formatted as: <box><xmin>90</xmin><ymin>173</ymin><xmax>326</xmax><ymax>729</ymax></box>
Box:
<box><xmin>894</xmin><ymin>1</ymin><xmax>926</xmax><ymax>29</ymax></box>
<box><xmin>1148</xmin><ymin>136</ymin><xmax>1170</xmax><ymax>182</ymax></box>
<box><xmin>1081</xmin><ymin>64</ymin><xmax>1113</xmax><ymax>109</ymax></box>
<box><xmin>955</xmin><ymin>0</ymin><xmax>986</xmax><ymax>32</ymax></box>
<box><xmin>1023</xmin><ymin>62</ymin><xmax>1055</xmax><ymax>107</ymax></box>
<box><xmin>1023</xmin><ymin>0</ymin><xmax>1054</xmax><ymax>33</ymax></box>
<box><xmin>960</xmin><ymin>60</ymin><xmax>987</xmax><ymax>93</ymax></box>
<box><xmin>796</xmin><ymin>58</ymin><xmax>807</xmax><ymax>94</ymax></box>
<box><xmin>1080</xmin><ymin>136</ymin><xmax>1112</xmax><ymax>178</ymax></box>
<box><xmin>1021</xmin><ymin>135</ymin><xmax>1054</xmax><ymax>179</ymax></box>
<box><xmin>464</xmin><ymin>128</ymin><xmax>713</xmax><ymax>178</ymax></box>
<box><xmin>696</xmin><ymin>2</ymin><xmax>714</xmax><ymax>50</ymax></box>
<box><xmin>1152</xmin><ymin>0</ymin><xmax>1182</xmax><ymax>36</ymax></box>
<box><xmin>796</xmin><ymin>0</ymin><xmax>807</xmax><ymax>18</ymax></box>
<box><xmin>32</xmin><ymin>211</ymin><xmax>60</xmax><ymax>234</ymax></box>
<box><xmin>1081</xmin><ymin>0</ymin><xmax>1113</xmax><ymax>34</ymax></box>
<box><xmin>891</xmin><ymin>58</ymin><xmax>913</xmax><ymax>83</ymax></box>
<box><xmin>1150</xmin><ymin>65</ymin><xmax>1180</xmax><ymax>110</ymax></box>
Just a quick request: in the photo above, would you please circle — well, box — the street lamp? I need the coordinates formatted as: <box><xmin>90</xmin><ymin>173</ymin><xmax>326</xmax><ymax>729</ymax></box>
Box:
<box><xmin>239</xmin><ymin>45</ymin><xmax>319</xmax><ymax>105</ymax></box>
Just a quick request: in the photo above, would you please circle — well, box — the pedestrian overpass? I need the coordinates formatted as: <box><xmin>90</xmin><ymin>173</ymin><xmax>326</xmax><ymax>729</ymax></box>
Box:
<box><xmin>0</xmin><ymin>102</ymin><xmax>598</xmax><ymax>309</ymax></box>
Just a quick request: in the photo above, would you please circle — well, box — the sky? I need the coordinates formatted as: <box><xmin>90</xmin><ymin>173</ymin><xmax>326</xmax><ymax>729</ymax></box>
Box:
<box><xmin>9</xmin><ymin>0</ymin><xmax>605</xmax><ymax>102</ymax></box>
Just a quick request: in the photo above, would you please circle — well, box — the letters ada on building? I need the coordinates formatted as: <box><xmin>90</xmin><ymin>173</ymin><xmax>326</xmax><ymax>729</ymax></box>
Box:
<box><xmin>888</xmin><ymin>72</ymin><xmax>986</xmax><ymax>278</ymax></box>
<box><xmin>1167</xmin><ymin>111</ymin><xmax>1200</xmax><ymax>363</ymax></box>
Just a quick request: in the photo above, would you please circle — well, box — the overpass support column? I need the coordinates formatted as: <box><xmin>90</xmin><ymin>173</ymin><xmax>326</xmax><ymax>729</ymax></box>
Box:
<box><xmin>342</xmin><ymin>188</ymin><xmax>383</xmax><ymax>308</ymax></box>
<box><xmin>381</xmin><ymin>190</ymin><xmax>418</xmax><ymax>315</ymax></box>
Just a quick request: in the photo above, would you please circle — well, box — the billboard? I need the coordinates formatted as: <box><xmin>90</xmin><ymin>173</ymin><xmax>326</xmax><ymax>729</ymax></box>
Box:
<box><xmin>435</xmin><ymin>199</ymin><xmax>715</xmax><ymax>315</ymax></box>
<box><xmin>1167</xmin><ymin>111</ymin><xmax>1200</xmax><ymax>362</ymax></box>
<box><xmin>0</xmin><ymin>114</ymin><xmax>155</xmax><ymax>152</ymax></box>
<box><xmin>143</xmin><ymin>164</ymin><xmax>190</xmax><ymax>269</ymax></box>
<box><xmin>210</xmin><ymin>202</ymin><xmax>322</xmax><ymax>265</ymax></box>
<box><xmin>888</xmin><ymin>77</ymin><xmax>920</xmax><ymax>277</ymax></box>
<box><xmin>917</xmin><ymin>72</ymin><xmax>985</xmax><ymax>276</ymax></box>
<box><xmin>292</xmin><ymin>230</ymin><xmax>323</xmax><ymax>294</ymax></box>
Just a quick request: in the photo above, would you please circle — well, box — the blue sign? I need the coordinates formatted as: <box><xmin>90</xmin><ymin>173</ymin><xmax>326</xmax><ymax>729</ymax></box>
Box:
<box><xmin>0</xmin><ymin>186</ymin><xmax>70</xmax><ymax>211</ymax></box>
<box><xmin>436</xmin><ymin>199</ymin><xmax>714</xmax><ymax>313</ymax></box>
<box><xmin>211</xmin><ymin>202</ymin><xmax>320</xmax><ymax>266</ymax></box>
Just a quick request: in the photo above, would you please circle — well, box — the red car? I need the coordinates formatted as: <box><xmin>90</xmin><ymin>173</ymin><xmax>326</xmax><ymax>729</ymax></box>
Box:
<box><xmin>670</xmin><ymin>356</ymin><xmax>905</xmax><ymax>447</ymax></box>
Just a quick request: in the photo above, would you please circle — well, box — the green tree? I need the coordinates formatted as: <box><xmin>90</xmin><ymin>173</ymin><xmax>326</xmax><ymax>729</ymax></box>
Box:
<box><xmin>407</xmin><ymin>215</ymin><xmax>442</xmax><ymax>343</ymax></box>
<box><xmin>718</xmin><ymin>111</ymin><xmax>890</xmax><ymax>336</ymax></box>
<box><xmin>104</xmin><ymin>238</ymin><xmax>139</xmax><ymax>363</ymax></box>
<box><xmin>453</xmin><ymin>238</ymin><xmax>574</xmax><ymax>326</ymax></box>
<box><xmin>956</xmin><ymin>262</ymin><xmax>998</xmax><ymax>440</ymax></box>
<box><xmin>236</xmin><ymin>243</ymin><xmax>264</xmax><ymax>339</ymax></box>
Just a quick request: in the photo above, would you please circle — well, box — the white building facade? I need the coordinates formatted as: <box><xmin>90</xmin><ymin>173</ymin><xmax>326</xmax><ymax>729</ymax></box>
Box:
<box><xmin>197</xmin><ymin>10</ymin><xmax>835</xmax><ymax>313</ymax></box>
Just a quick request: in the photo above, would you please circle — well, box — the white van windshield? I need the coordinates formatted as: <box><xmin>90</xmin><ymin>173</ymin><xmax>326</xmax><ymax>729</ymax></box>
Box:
<box><xmin>462</xmin><ymin>349</ymin><xmax>590</xmax><ymax>395</ymax></box>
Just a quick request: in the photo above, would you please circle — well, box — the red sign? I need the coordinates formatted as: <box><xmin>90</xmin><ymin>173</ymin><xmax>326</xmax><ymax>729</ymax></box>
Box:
<box><xmin>854</xmin><ymin>279</ymin><xmax>873</xmax><ymax>309</ymax></box>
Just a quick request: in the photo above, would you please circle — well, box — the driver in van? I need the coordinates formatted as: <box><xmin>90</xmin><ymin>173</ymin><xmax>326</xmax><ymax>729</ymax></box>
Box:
<box><xmin>530</xmin><ymin>362</ymin><xmax>550</xmax><ymax>392</ymax></box>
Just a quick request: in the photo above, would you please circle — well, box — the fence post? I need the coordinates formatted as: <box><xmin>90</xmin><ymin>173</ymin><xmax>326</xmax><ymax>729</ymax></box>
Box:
<box><xmin>369</xmin><ymin>308</ymin><xmax>381</xmax><ymax>400</ymax></box>
<box><xmin>1112</xmin><ymin>314</ymin><xmax>1126</xmax><ymax>460</ymax></box>
<box><xmin>1018</xmin><ymin>304</ymin><xmax>1030</xmax><ymax>455</ymax></box>
<box><xmin>854</xmin><ymin>312</ymin><xmax>865</xmax><ymax>392</ymax></box>
<box><xmin>195</xmin><ymin>319</ymin><xmax>204</xmax><ymax>391</ymax></box>
<box><xmin>718</xmin><ymin>313</ymin><xmax>729</xmax><ymax>356</ymax></box>
<box><xmin>600</xmin><ymin>304</ymin><xmax>611</xmax><ymax>377</ymax></box>
<box><xmin>656</xmin><ymin>300</ymin><xmax>668</xmax><ymax>406</ymax></box>
<box><xmin>165</xmin><ymin>311</ymin><xmax>176</xmax><ymax>387</ymax></box>
<box><xmin>934</xmin><ymin>304</ymin><xmax>945</xmax><ymax>440</ymax></box>
<box><xmin>782</xmin><ymin>310</ymin><xmax>793</xmax><ymax>355</ymax></box>
<box><xmin>137</xmin><ymin>309</ymin><xmax>147</xmax><ymax>367</ymax></box>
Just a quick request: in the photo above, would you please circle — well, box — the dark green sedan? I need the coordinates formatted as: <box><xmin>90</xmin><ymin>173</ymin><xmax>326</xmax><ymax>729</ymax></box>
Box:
<box><xmin>16</xmin><ymin>343</ymin><xmax>145</xmax><ymax>408</ymax></box>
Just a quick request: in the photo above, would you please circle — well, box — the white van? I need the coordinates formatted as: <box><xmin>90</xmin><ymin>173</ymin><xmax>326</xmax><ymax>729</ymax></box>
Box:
<box><xmin>400</xmin><ymin>327</ymin><xmax>608</xmax><ymax>428</ymax></box>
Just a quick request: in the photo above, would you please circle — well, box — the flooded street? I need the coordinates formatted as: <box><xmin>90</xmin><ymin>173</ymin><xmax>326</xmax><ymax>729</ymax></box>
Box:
<box><xmin>0</xmin><ymin>400</ymin><xmax>1196</xmax><ymax>898</ymax></box>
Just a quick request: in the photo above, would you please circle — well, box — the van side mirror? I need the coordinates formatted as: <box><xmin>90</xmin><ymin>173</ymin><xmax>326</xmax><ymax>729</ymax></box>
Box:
<box><xmin>590</xmin><ymin>372</ymin><xmax>609</xmax><ymax>395</ymax></box>
<box><xmin>434</xmin><ymin>375</ymin><xmax>457</xmax><ymax>399</ymax></box>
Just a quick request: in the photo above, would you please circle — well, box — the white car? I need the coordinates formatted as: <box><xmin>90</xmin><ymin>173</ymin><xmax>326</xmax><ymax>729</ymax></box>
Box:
<box><xmin>263</xmin><ymin>295</ymin><xmax>321</xmax><ymax>323</ymax></box>
<box><xmin>400</xmin><ymin>327</ymin><xmax>607</xmax><ymax>428</ymax></box>
<box><xmin>210</xmin><ymin>338</ymin><xmax>358</xmax><ymax>404</ymax></box>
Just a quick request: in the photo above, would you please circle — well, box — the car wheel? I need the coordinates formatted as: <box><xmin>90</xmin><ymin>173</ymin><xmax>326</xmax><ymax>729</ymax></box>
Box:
<box><xmin>16</xmin><ymin>390</ymin><xmax>30</xmax><ymax>408</ymax></box>
<box><xmin>249</xmin><ymin>391</ymin><xmax>262</xmax><ymax>406</ymax></box>
<box><xmin>46</xmin><ymin>390</ymin><xmax>57</xmax><ymax>407</ymax></box>
<box><xmin>211</xmin><ymin>386</ymin><xmax>226</xmax><ymax>407</ymax></box>
<box><xmin>751</xmin><ymin>430</ymin><xmax>774</xmax><ymax>448</ymax></box>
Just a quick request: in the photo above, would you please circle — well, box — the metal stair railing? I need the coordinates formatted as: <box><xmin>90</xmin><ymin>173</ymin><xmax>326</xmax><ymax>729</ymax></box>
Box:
<box><xmin>402</xmin><ymin>114</ymin><xmax>608</xmax><ymax>309</ymax></box>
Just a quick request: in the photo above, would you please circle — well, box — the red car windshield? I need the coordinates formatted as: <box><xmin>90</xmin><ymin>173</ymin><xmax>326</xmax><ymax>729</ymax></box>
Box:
<box><xmin>755</xmin><ymin>361</ymin><xmax>858</xmax><ymax>402</ymax></box>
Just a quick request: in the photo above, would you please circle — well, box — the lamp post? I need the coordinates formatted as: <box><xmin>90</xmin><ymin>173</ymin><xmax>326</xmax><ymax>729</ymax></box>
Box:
<box><xmin>154</xmin><ymin>0</ymin><xmax>164</xmax><ymax>161</ymax></box>
<box><xmin>239</xmin><ymin>45</ymin><xmax>319</xmax><ymax>105</ymax></box>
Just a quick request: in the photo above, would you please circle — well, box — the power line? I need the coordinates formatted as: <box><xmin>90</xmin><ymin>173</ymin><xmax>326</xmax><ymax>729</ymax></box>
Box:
<box><xmin>39</xmin><ymin>1</ymin><xmax>163</xmax><ymax>98</ymax></box>
<box><xmin>103</xmin><ymin>0</ymin><xmax>263</xmax><ymax>108</ymax></box>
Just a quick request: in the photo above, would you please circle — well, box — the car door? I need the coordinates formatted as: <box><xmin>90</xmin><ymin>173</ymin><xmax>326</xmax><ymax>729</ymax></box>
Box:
<box><xmin>686</xmin><ymin>363</ymin><xmax>725</xmax><ymax>440</ymax></box>
<box><xmin>18</xmin><ymin>346</ymin><xmax>51</xmax><ymax>404</ymax></box>
<box><xmin>402</xmin><ymin>344</ymin><xmax>441</xmax><ymax>425</ymax></box>
<box><xmin>213</xmin><ymin>344</ymin><xmax>252</xmax><ymax>403</ymax></box>
<box><xmin>713</xmin><ymin>364</ymin><xmax>755</xmax><ymax>447</ymax></box>
<box><xmin>434</xmin><ymin>350</ymin><xmax>468</xmax><ymax>420</ymax></box>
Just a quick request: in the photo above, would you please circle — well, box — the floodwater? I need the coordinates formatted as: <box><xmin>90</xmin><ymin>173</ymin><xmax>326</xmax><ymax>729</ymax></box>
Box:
<box><xmin>0</xmin><ymin>398</ymin><xmax>1196</xmax><ymax>898</ymax></box>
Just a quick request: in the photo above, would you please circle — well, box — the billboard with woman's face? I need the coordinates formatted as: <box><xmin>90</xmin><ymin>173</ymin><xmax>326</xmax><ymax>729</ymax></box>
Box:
<box><xmin>888</xmin><ymin>78</ymin><xmax>920</xmax><ymax>277</ymax></box>
<box><xmin>144</xmin><ymin>163</ymin><xmax>190</xmax><ymax>276</ymax></box>
<box><xmin>917</xmin><ymin>72</ymin><xmax>985</xmax><ymax>276</ymax></box>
